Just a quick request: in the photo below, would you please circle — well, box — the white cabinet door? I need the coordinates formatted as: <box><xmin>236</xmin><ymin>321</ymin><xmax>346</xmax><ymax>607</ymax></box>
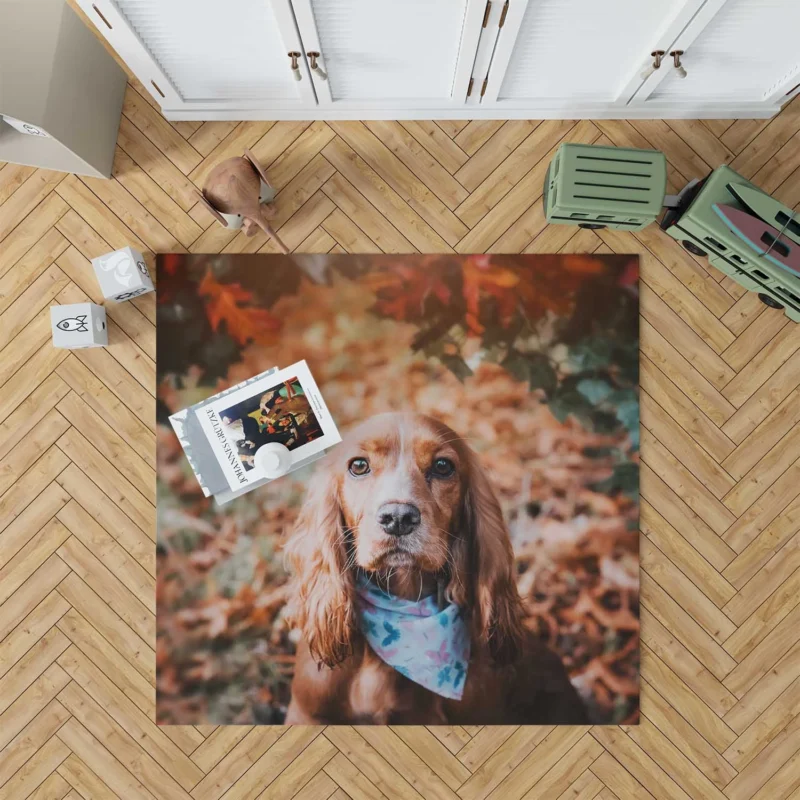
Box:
<box><xmin>289</xmin><ymin>0</ymin><xmax>486</xmax><ymax>110</ymax></box>
<box><xmin>480</xmin><ymin>0</ymin><xmax>705</xmax><ymax>112</ymax></box>
<box><xmin>634</xmin><ymin>0</ymin><xmax>800</xmax><ymax>112</ymax></box>
<box><xmin>75</xmin><ymin>0</ymin><xmax>316</xmax><ymax>112</ymax></box>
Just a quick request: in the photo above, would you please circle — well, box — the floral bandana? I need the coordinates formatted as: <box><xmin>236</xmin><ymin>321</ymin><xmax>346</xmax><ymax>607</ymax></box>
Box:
<box><xmin>356</xmin><ymin>575</ymin><xmax>471</xmax><ymax>700</ymax></box>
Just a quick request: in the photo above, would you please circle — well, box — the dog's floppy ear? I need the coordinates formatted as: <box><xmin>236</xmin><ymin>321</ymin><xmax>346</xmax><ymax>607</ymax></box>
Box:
<box><xmin>284</xmin><ymin>464</ymin><xmax>355</xmax><ymax>668</ymax></box>
<box><xmin>453</xmin><ymin>449</ymin><xmax>525</xmax><ymax>665</ymax></box>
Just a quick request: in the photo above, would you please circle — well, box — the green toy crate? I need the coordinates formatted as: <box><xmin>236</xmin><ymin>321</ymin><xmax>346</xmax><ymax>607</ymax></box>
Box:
<box><xmin>544</xmin><ymin>143</ymin><xmax>667</xmax><ymax>231</ymax></box>
<box><xmin>660</xmin><ymin>164</ymin><xmax>800</xmax><ymax>322</ymax></box>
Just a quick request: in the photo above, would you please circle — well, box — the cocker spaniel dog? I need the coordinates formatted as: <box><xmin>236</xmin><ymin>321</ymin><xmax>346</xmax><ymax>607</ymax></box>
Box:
<box><xmin>284</xmin><ymin>412</ymin><xmax>586</xmax><ymax>725</ymax></box>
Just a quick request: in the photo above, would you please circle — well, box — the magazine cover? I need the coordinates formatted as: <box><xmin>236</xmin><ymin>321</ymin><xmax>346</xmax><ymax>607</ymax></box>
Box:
<box><xmin>195</xmin><ymin>360</ymin><xmax>340</xmax><ymax>491</ymax></box>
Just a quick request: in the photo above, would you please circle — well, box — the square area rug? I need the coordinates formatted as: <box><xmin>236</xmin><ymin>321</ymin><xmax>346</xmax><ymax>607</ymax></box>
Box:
<box><xmin>156</xmin><ymin>253</ymin><xmax>640</xmax><ymax>725</ymax></box>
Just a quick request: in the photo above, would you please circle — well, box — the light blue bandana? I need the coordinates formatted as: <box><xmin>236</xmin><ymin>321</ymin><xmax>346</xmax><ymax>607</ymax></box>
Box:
<box><xmin>356</xmin><ymin>575</ymin><xmax>471</xmax><ymax>700</ymax></box>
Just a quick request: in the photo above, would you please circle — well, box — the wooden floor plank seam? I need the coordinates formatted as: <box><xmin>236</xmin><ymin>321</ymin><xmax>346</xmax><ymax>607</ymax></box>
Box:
<box><xmin>1</xmin><ymin>73</ymin><xmax>800</xmax><ymax>797</ymax></box>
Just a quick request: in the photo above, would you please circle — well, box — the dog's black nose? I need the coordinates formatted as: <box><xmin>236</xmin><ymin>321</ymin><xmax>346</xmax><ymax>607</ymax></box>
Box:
<box><xmin>377</xmin><ymin>502</ymin><xmax>421</xmax><ymax>536</ymax></box>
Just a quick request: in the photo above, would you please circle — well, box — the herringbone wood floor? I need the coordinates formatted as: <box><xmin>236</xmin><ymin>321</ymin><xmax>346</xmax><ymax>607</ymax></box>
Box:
<box><xmin>2</xmin><ymin>67</ymin><xmax>800</xmax><ymax>800</ymax></box>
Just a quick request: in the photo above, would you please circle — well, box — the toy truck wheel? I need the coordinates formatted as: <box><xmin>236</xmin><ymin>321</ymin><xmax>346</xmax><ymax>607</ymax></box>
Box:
<box><xmin>682</xmin><ymin>240</ymin><xmax>707</xmax><ymax>257</ymax></box>
<box><xmin>579</xmin><ymin>223</ymin><xmax>606</xmax><ymax>229</ymax></box>
<box><xmin>758</xmin><ymin>293</ymin><xmax>784</xmax><ymax>310</ymax></box>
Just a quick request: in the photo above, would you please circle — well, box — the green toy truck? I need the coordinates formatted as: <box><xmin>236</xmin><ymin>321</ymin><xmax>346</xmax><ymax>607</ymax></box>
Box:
<box><xmin>544</xmin><ymin>142</ymin><xmax>800</xmax><ymax>322</ymax></box>
<box><xmin>659</xmin><ymin>165</ymin><xmax>800</xmax><ymax>322</ymax></box>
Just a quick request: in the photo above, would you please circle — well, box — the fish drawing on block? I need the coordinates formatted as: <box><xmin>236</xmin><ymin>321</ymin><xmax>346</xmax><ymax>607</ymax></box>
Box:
<box><xmin>712</xmin><ymin>204</ymin><xmax>800</xmax><ymax>277</ymax></box>
<box><xmin>56</xmin><ymin>315</ymin><xmax>89</xmax><ymax>332</ymax></box>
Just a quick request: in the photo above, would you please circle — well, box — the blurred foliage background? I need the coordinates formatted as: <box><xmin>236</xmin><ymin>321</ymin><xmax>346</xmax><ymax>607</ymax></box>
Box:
<box><xmin>156</xmin><ymin>253</ymin><xmax>640</xmax><ymax>725</ymax></box>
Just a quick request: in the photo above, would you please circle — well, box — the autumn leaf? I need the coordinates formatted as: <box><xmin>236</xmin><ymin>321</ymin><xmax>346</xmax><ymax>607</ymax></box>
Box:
<box><xmin>513</xmin><ymin>256</ymin><xmax>603</xmax><ymax>321</ymax></box>
<box><xmin>363</xmin><ymin>261</ymin><xmax>453</xmax><ymax>321</ymax></box>
<box><xmin>198</xmin><ymin>267</ymin><xmax>282</xmax><ymax>345</ymax></box>
<box><xmin>462</xmin><ymin>256</ymin><xmax>519</xmax><ymax>334</ymax></box>
<box><xmin>616</xmin><ymin>257</ymin><xmax>639</xmax><ymax>288</ymax></box>
<box><xmin>161</xmin><ymin>253</ymin><xmax>184</xmax><ymax>276</ymax></box>
<box><xmin>561</xmin><ymin>255</ymin><xmax>607</xmax><ymax>276</ymax></box>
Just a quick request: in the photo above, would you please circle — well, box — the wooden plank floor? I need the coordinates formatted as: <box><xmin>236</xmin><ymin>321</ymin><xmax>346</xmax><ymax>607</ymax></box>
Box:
<box><xmin>2</xmin><ymin>83</ymin><xmax>800</xmax><ymax>800</ymax></box>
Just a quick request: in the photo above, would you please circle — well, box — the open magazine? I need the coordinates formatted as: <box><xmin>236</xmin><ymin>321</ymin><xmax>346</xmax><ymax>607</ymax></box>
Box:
<box><xmin>169</xmin><ymin>361</ymin><xmax>341</xmax><ymax>504</ymax></box>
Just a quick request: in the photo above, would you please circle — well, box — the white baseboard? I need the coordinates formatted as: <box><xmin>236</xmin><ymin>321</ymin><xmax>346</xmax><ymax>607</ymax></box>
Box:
<box><xmin>163</xmin><ymin>103</ymin><xmax>780</xmax><ymax>122</ymax></box>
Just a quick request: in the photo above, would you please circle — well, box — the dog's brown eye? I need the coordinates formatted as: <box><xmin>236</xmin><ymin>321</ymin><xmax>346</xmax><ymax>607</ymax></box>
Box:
<box><xmin>348</xmin><ymin>458</ymin><xmax>370</xmax><ymax>476</ymax></box>
<box><xmin>431</xmin><ymin>457</ymin><xmax>455</xmax><ymax>478</ymax></box>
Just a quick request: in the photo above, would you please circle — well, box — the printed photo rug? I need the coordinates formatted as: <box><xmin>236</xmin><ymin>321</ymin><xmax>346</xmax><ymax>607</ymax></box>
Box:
<box><xmin>156</xmin><ymin>253</ymin><xmax>640</xmax><ymax>725</ymax></box>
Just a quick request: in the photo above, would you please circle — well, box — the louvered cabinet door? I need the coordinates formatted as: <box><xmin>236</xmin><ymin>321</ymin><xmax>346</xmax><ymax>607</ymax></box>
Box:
<box><xmin>480</xmin><ymin>0</ymin><xmax>704</xmax><ymax>111</ymax></box>
<box><xmin>289</xmin><ymin>0</ymin><xmax>486</xmax><ymax>109</ymax></box>
<box><xmin>75</xmin><ymin>0</ymin><xmax>316</xmax><ymax>113</ymax></box>
<box><xmin>634</xmin><ymin>0</ymin><xmax>800</xmax><ymax>111</ymax></box>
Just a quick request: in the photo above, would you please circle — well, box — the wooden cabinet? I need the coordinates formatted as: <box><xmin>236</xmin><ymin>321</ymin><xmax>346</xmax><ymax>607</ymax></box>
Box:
<box><xmin>290</xmin><ymin>0</ymin><xmax>486</xmax><ymax>109</ymax></box>
<box><xmin>83</xmin><ymin>0</ymin><xmax>318</xmax><ymax>112</ymax></box>
<box><xmin>477</xmin><ymin>0</ymin><xmax>702</xmax><ymax>108</ymax></box>
<box><xmin>76</xmin><ymin>0</ymin><xmax>800</xmax><ymax>120</ymax></box>
<box><xmin>631</xmin><ymin>0</ymin><xmax>800</xmax><ymax>111</ymax></box>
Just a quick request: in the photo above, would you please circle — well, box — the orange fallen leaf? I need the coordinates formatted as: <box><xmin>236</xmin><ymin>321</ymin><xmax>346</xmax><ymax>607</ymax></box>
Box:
<box><xmin>161</xmin><ymin>253</ymin><xmax>184</xmax><ymax>276</ymax></box>
<box><xmin>363</xmin><ymin>262</ymin><xmax>452</xmax><ymax>321</ymax></box>
<box><xmin>462</xmin><ymin>256</ymin><xmax>519</xmax><ymax>333</ymax></box>
<box><xmin>199</xmin><ymin>267</ymin><xmax>282</xmax><ymax>345</ymax></box>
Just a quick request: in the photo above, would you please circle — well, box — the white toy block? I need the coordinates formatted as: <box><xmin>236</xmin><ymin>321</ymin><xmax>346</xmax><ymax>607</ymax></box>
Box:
<box><xmin>91</xmin><ymin>246</ymin><xmax>154</xmax><ymax>302</ymax></box>
<box><xmin>51</xmin><ymin>303</ymin><xmax>107</xmax><ymax>349</ymax></box>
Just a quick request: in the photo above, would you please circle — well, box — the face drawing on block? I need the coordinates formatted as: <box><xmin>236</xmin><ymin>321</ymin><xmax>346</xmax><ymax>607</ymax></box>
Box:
<box><xmin>101</xmin><ymin>251</ymin><xmax>135</xmax><ymax>287</ymax></box>
<box><xmin>57</xmin><ymin>315</ymin><xmax>89</xmax><ymax>333</ymax></box>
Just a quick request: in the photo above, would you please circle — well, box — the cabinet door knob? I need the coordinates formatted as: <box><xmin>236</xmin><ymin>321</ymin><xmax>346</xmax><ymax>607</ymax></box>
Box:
<box><xmin>640</xmin><ymin>50</ymin><xmax>665</xmax><ymax>80</ymax></box>
<box><xmin>288</xmin><ymin>52</ymin><xmax>302</xmax><ymax>81</ymax></box>
<box><xmin>670</xmin><ymin>50</ymin><xmax>687</xmax><ymax>79</ymax></box>
<box><xmin>307</xmin><ymin>52</ymin><xmax>328</xmax><ymax>81</ymax></box>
